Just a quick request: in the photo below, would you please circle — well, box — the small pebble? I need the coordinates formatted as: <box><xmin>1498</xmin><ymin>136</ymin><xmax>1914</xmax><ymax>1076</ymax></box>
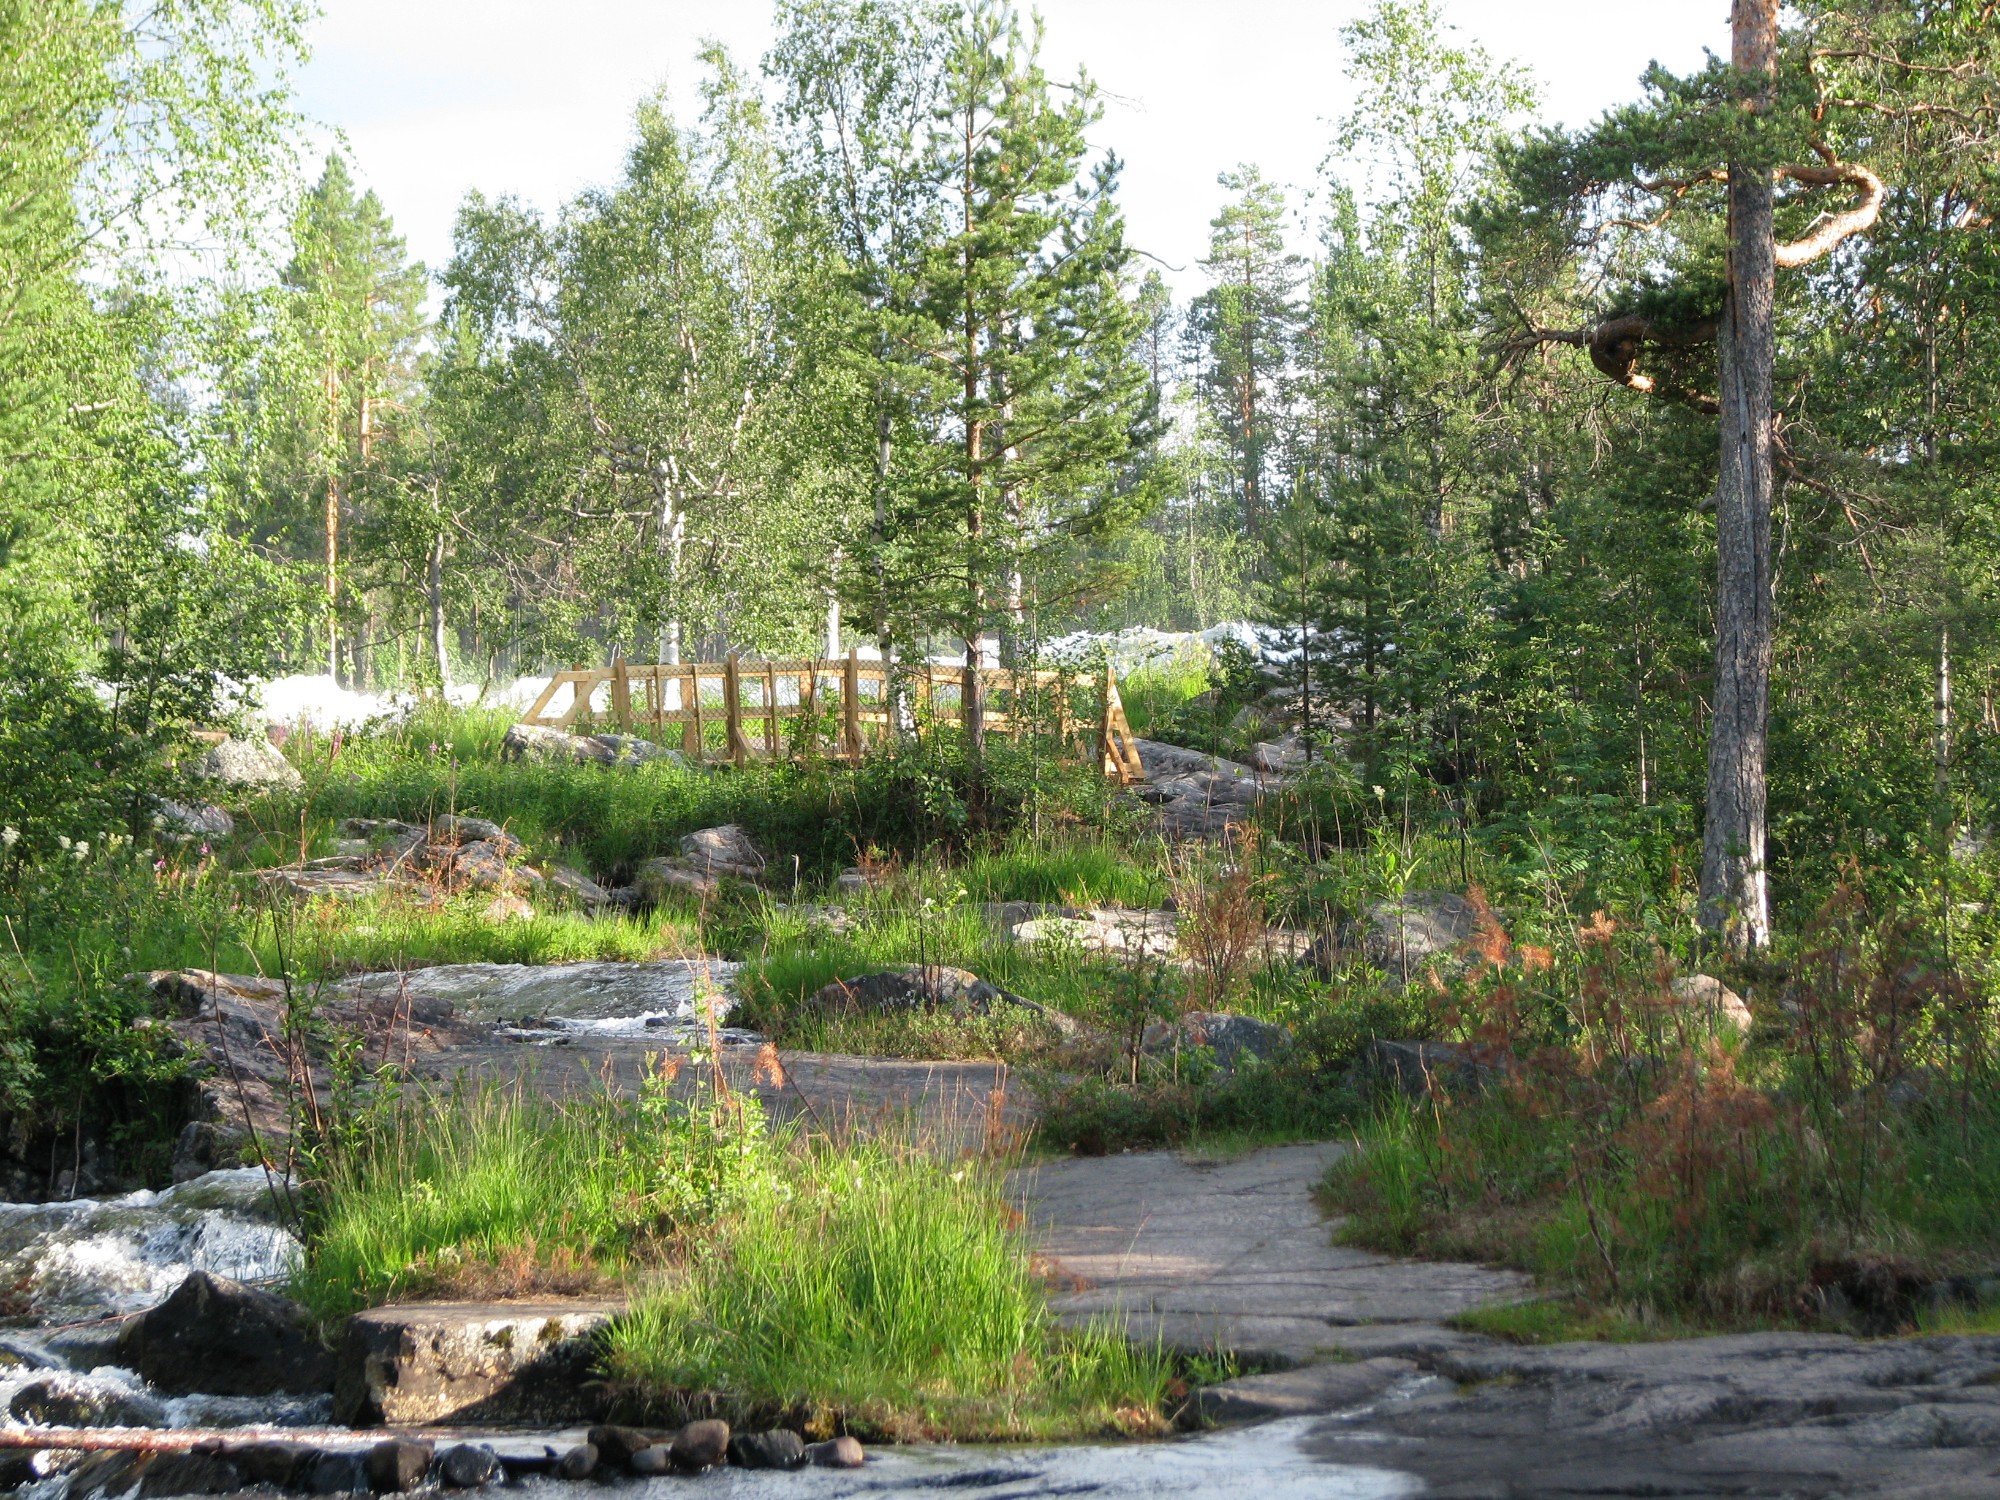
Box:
<box><xmin>556</xmin><ymin>1444</ymin><xmax>597</xmax><ymax>1481</ymax></box>
<box><xmin>671</xmin><ymin>1420</ymin><xmax>730</xmax><ymax>1472</ymax></box>
<box><xmin>628</xmin><ymin>1447</ymin><xmax>670</xmax><ymax>1476</ymax></box>
<box><xmin>438</xmin><ymin>1444</ymin><xmax>501</xmax><ymax>1489</ymax></box>
<box><xmin>805</xmin><ymin>1436</ymin><xmax>865</xmax><ymax>1469</ymax></box>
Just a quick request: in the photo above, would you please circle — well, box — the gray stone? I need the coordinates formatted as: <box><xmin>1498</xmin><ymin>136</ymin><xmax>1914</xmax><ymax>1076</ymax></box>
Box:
<box><xmin>680</xmin><ymin>824</ymin><xmax>765</xmax><ymax>878</ymax></box>
<box><xmin>1355</xmin><ymin>1039</ymin><xmax>1501</xmax><ymax>1099</ymax></box>
<box><xmin>364</xmin><ymin>1440</ymin><xmax>433</xmax><ymax>1493</ymax></box>
<box><xmin>193</xmin><ymin>736</ymin><xmax>303</xmax><ymax>794</ymax></box>
<box><xmin>1013</xmin><ymin>908</ymin><xmax>1179</xmax><ymax>960</ymax></box>
<box><xmin>1343</xmin><ymin>891</ymin><xmax>1481</xmax><ymax>984</ymax></box>
<box><xmin>8</xmin><ymin>1377</ymin><xmax>162</xmax><ymax>1428</ymax></box>
<box><xmin>157</xmin><ymin>800</ymin><xmax>235</xmax><ymax>840</ymax></box>
<box><xmin>437</xmin><ymin>1445</ymin><xmax>500</xmax><ymax>1489</ymax></box>
<box><xmin>429</xmin><ymin>838</ymin><xmax>534</xmax><ymax>892</ymax></box>
<box><xmin>136</xmin><ymin>1453</ymin><xmax>243</xmax><ymax>1497</ymax></box>
<box><xmin>69</xmin><ymin>1451</ymin><xmax>152</xmax><ymax>1500</ymax></box>
<box><xmin>1671</xmin><ymin>973</ymin><xmax>1754</xmax><ymax>1033</ymax></box>
<box><xmin>1142</xmin><ymin>1011</ymin><xmax>1290</xmax><ymax>1071</ymax></box>
<box><xmin>1017</xmin><ymin>1142</ymin><xmax>1530</xmax><ymax>1367</ymax></box>
<box><xmin>334</xmin><ymin>1301</ymin><xmax>620</xmax><ymax>1426</ymax></box>
<box><xmin>433</xmin><ymin>814</ymin><xmax>509</xmax><ymax>845</ymax></box>
<box><xmin>227</xmin><ymin>1442</ymin><xmax>310</xmax><ymax>1489</ymax></box>
<box><xmin>546</xmin><ymin>865</ymin><xmax>613</xmax><ymax>909</ymax></box>
<box><xmin>727</xmin><ymin>1430</ymin><xmax>805</xmax><ymax>1470</ymax></box>
<box><xmin>584</xmin><ymin>1427</ymin><xmax>667</xmax><ymax>1468</ymax></box>
<box><xmin>626</xmin><ymin>1447</ymin><xmax>669</xmax><ymax>1476</ymax></box>
<box><xmin>480</xmin><ymin>893</ymin><xmax>535</xmax><ymax>924</ymax></box>
<box><xmin>1192</xmin><ymin>1357</ymin><xmax>1414</xmax><ymax>1423</ymax></box>
<box><xmin>256</xmin><ymin>867</ymin><xmax>424</xmax><ymax>902</ymax></box>
<box><xmin>810</xmin><ymin>966</ymin><xmax>1076</xmax><ymax>1035</ymax></box>
<box><xmin>117</xmin><ymin>1270</ymin><xmax>333</xmax><ymax>1396</ymax></box>
<box><xmin>804</xmin><ymin>1436</ymin><xmax>865</xmax><ymax>1469</ymax></box>
<box><xmin>670</xmin><ymin>1419</ymin><xmax>730</xmax><ymax>1471</ymax></box>
<box><xmin>1245</xmin><ymin>735</ymin><xmax>1308</xmax><ymax>774</ymax></box>
<box><xmin>502</xmin><ymin>723</ymin><xmax>686</xmax><ymax>769</ymax></box>
<box><xmin>553</xmin><ymin>1444</ymin><xmax>596</xmax><ymax>1481</ymax></box>
<box><xmin>296</xmin><ymin>1450</ymin><xmax>368</xmax><ymax>1494</ymax></box>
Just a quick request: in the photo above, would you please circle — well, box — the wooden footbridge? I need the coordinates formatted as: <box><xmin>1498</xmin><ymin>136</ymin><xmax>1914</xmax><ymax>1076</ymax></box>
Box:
<box><xmin>520</xmin><ymin>651</ymin><xmax>1146</xmax><ymax>782</ymax></box>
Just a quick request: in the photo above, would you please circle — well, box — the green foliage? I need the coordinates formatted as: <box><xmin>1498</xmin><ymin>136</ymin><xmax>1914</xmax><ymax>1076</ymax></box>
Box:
<box><xmin>604</xmin><ymin>1136</ymin><xmax>1170</xmax><ymax>1440</ymax></box>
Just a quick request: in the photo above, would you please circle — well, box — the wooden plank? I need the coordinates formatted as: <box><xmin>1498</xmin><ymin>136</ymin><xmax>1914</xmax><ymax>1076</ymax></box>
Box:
<box><xmin>521</xmin><ymin>674</ymin><xmax>566</xmax><ymax>726</ymax></box>
<box><xmin>555</xmin><ymin>666</ymin><xmax>597</xmax><ymax>729</ymax></box>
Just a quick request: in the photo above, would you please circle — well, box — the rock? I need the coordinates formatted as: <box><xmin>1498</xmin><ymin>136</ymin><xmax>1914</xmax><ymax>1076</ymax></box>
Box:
<box><xmin>809</xmin><ymin>965</ymin><xmax>1075</xmax><ymax>1035</ymax></box>
<box><xmin>1245</xmin><ymin>735</ymin><xmax>1308</xmax><ymax>774</ymax></box>
<box><xmin>365</xmin><ymin>1440</ymin><xmax>433</xmax><ymax>1493</ymax></box>
<box><xmin>728</xmin><ymin>1430</ymin><xmax>805</xmax><ymax>1470</ymax></box>
<box><xmin>671</xmin><ymin>1420</ymin><xmax>730</xmax><ymax>1472</ymax></box>
<box><xmin>680</xmin><ymin>824</ymin><xmax>765</xmax><ymax>878</ymax></box>
<box><xmin>585</xmin><ymin>1427</ymin><xmax>666</xmax><ymax>1468</ymax></box>
<box><xmin>170</xmin><ymin>1120</ymin><xmax>237</xmax><ymax>1182</ymax></box>
<box><xmin>834</xmin><ymin>867</ymin><xmax>875</xmax><ymax>895</ymax></box>
<box><xmin>627</xmin><ymin>1447</ymin><xmax>670</xmax><ymax>1477</ymax></box>
<box><xmin>1143</xmin><ymin>1011</ymin><xmax>1290</xmax><ymax>1071</ymax></box>
<box><xmin>431</xmin><ymin>838</ymin><xmax>534</xmax><ymax>892</ymax></box>
<box><xmin>224</xmin><ymin>1443</ymin><xmax>309</xmax><ymax>1489</ymax></box>
<box><xmin>554</xmin><ymin>1444</ymin><xmax>596</xmax><ymax>1481</ymax></box>
<box><xmin>1193</xmin><ymin>1357</ymin><xmax>1415</xmax><ymax>1423</ymax></box>
<box><xmin>501</xmin><ymin>723</ymin><xmax>687</xmax><ymax>769</ymax></box>
<box><xmin>480</xmin><ymin>894</ymin><xmax>535</xmax><ymax>923</ymax></box>
<box><xmin>0</xmin><ymin>1453</ymin><xmax>35</xmax><ymax>1491</ymax></box>
<box><xmin>257</xmin><ymin>867</ymin><xmax>424</xmax><ymax>902</ymax></box>
<box><xmin>339</xmin><ymin>819</ymin><xmax>429</xmax><ymax>865</ymax></box>
<box><xmin>1671</xmin><ymin>974</ymin><xmax>1753</xmax><ymax>1033</ymax></box>
<box><xmin>546</xmin><ymin>866</ymin><xmax>613</xmax><ymax>909</ymax></box>
<box><xmin>136</xmin><ymin>1453</ymin><xmax>242</xmax><ymax>1497</ymax></box>
<box><xmin>297</xmin><ymin>1450</ymin><xmax>368</xmax><ymax>1494</ymax></box>
<box><xmin>805</xmin><ymin>1436</ymin><xmax>865</xmax><ymax>1469</ymax></box>
<box><xmin>336</xmin><ymin>1302</ymin><xmax>620</xmax><ymax>1426</ymax></box>
<box><xmin>70</xmin><ymin>1451</ymin><xmax>153</xmax><ymax>1500</ymax></box>
<box><xmin>333</xmin><ymin>959</ymin><xmax>739</xmax><ymax>1030</ymax></box>
<box><xmin>433</xmin><ymin>814</ymin><xmax>510</xmax><ymax>845</ymax></box>
<box><xmin>157</xmin><ymin>800</ymin><xmax>235</xmax><ymax>840</ymax></box>
<box><xmin>8</xmin><ymin>1377</ymin><xmax>162</xmax><ymax>1429</ymax></box>
<box><xmin>437</xmin><ymin>1444</ymin><xmax>500</xmax><ymax>1489</ymax></box>
<box><xmin>117</xmin><ymin>1270</ymin><xmax>333</xmax><ymax>1396</ymax></box>
<box><xmin>1013</xmin><ymin>908</ymin><xmax>1178</xmax><ymax>960</ymax></box>
<box><xmin>193</xmin><ymin>736</ymin><xmax>303</xmax><ymax>794</ymax></box>
<box><xmin>635</xmin><ymin>855</ymin><xmax>719</xmax><ymax>900</ymax></box>
<box><xmin>1357</xmin><ymin>1039</ymin><xmax>1500</xmax><ymax>1099</ymax></box>
<box><xmin>1337</xmin><ymin>891</ymin><xmax>1482</xmax><ymax>985</ymax></box>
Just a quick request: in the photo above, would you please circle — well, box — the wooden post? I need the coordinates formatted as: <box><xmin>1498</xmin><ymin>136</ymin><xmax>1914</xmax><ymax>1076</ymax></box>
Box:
<box><xmin>650</xmin><ymin>665</ymin><xmax>663</xmax><ymax>743</ymax></box>
<box><xmin>843</xmin><ymin>648</ymin><xmax>862</xmax><ymax>761</ymax></box>
<box><xmin>688</xmin><ymin>667</ymin><xmax>706</xmax><ymax>761</ymax></box>
<box><xmin>1098</xmin><ymin>667</ymin><xmax>1115</xmax><ymax>778</ymax></box>
<box><xmin>1055</xmin><ymin>667</ymin><xmax>1071</xmax><ymax>748</ymax></box>
<box><xmin>725</xmin><ymin>653</ymin><xmax>747</xmax><ymax>767</ymax></box>
<box><xmin>764</xmin><ymin>661</ymin><xmax>780</xmax><ymax>757</ymax></box>
<box><xmin>611</xmin><ymin>656</ymin><xmax>631</xmax><ymax>733</ymax></box>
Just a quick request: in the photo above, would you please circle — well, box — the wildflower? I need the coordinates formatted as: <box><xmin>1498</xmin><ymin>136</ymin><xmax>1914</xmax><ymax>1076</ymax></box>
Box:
<box><xmin>0</xmin><ymin>826</ymin><xmax>16</xmax><ymax>848</ymax></box>
<box><xmin>1371</xmin><ymin>785</ymin><xmax>1386</xmax><ymax>800</ymax></box>
<box><xmin>153</xmin><ymin>859</ymin><xmax>167</xmax><ymax>873</ymax></box>
<box><xmin>72</xmin><ymin>841</ymin><xmax>88</xmax><ymax>860</ymax></box>
<box><xmin>56</xmin><ymin>835</ymin><xmax>71</xmax><ymax>851</ymax></box>
<box><xmin>199</xmin><ymin>843</ymin><xmax>211</xmax><ymax>858</ymax></box>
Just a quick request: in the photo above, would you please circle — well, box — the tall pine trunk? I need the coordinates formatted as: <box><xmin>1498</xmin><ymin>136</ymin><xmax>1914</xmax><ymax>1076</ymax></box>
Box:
<box><xmin>1699</xmin><ymin>0</ymin><xmax>1778</xmax><ymax>951</ymax></box>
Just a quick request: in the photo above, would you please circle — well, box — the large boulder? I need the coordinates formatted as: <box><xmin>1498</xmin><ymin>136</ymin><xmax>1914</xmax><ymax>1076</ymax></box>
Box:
<box><xmin>1143</xmin><ymin>1011</ymin><xmax>1290</xmax><ymax>1071</ymax></box>
<box><xmin>156</xmin><ymin>800</ymin><xmax>236</xmax><ymax>841</ymax></box>
<box><xmin>635</xmin><ymin>825</ymin><xmax>766</xmax><ymax>900</ymax></box>
<box><xmin>1671</xmin><ymin>974</ymin><xmax>1754</xmax><ymax>1034</ymax></box>
<box><xmin>501</xmin><ymin>723</ymin><xmax>686</xmax><ymax>769</ymax></box>
<box><xmin>1011</xmin><ymin>908</ymin><xmax>1179</xmax><ymax>960</ymax></box>
<box><xmin>1356</xmin><ymin>1039</ymin><xmax>1501</xmax><ymax>1099</ymax></box>
<box><xmin>193</xmin><ymin>737</ymin><xmax>303</xmax><ymax>794</ymax></box>
<box><xmin>1339</xmin><ymin>891</ymin><xmax>1482</xmax><ymax>986</ymax></box>
<box><xmin>335</xmin><ymin>1302</ymin><xmax>619</xmax><ymax>1426</ymax></box>
<box><xmin>810</xmin><ymin>965</ymin><xmax>1075</xmax><ymax>1035</ymax></box>
<box><xmin>116</xmin><ymin>1270</ymin><xmax>334</xmax><ymax>1396</ymax></box>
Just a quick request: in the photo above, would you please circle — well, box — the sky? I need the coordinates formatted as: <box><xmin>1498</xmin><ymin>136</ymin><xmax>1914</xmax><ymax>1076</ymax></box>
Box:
<box><xmin>295</xmin><ymin>1</ymin><xmax>1730</xmax><ymax>299</ymax></box>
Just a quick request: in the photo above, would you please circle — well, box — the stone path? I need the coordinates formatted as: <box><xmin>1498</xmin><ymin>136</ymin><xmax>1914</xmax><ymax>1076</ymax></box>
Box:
<box><xmin>1021</xmin><ymin>1141</ymin><xmax>2000</xmax><ymax>1497</ymax></box>
<box><xmin>1017</xmin><ymin>1141</ymin><xmax>1530</xmax><ymax>1365</ymax></box>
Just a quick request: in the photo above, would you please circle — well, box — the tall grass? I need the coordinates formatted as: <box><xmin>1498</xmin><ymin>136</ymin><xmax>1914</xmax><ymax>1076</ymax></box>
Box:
<box><xmin>603</xmin><ymin>1137</ymin><xmax>1169</xmax><ymax>1440</ymax></box>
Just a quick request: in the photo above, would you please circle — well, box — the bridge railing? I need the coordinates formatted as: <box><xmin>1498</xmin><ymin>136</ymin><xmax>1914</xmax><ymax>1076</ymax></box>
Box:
<box><xmin>518</xmin><ymin>650</ymin><xmax>1145</xmax><ymax>782</ymax></box>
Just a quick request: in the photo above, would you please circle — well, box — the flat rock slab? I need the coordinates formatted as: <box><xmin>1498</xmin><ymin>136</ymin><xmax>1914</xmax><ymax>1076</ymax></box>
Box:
<box><xmin>1314</xmin><ymin>1329</ymin><xmax>2000</xmax><ymax>1498</ymax></box>
<box><xmin>1192</xmin><ymin>1357</ymin><xmax>1416</xmax><ymax>1423</ymax></box>
<box><xmin>1017</xmin><ymin>1142</ymin><xmax>1530</xmax><ymax>1365</ymax></box>
<box><xmin>335</xmin><ymin>1300</ymin><xmax>623</xmax><ymax>1426</ymax></box>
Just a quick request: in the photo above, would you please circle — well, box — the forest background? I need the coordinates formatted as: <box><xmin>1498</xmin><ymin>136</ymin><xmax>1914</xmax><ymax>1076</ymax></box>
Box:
<box><xmin>2</xmin><ymin>0</ymin><xmax>1996</xmax><ymax>943</ymax></box>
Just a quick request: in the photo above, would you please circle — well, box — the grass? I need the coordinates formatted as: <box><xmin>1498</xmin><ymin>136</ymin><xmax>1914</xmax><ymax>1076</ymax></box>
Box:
<box><xmin>297</xmin><ymin>1082</ymin><xmax>1173</xmax><ymax>1441</ymax></box>
<box><xmin>604</xmin><ymin>1135</ymin><xmax>1173</xmax><ymax>1440</ymax></box>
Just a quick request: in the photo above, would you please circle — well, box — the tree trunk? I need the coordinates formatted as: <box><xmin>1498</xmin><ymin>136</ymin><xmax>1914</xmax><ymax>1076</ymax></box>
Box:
<box><xmin>428</xmin><ymin>527</ymin><xmax>448</xmax><ymax>688</ymax></box>
<box><xmin>1699</xmin><ymin>0</ymin><xmax>1778</xmax><ymax>952</ymax></box>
